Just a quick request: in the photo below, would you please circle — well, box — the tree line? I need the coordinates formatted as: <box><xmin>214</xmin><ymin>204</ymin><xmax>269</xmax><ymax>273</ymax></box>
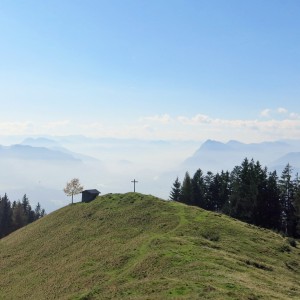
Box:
<box><xmin>170</xmin><ymin>158</ymin><xmax>300</xmax><ymax>238</ymax></box>
<box><xmin>0</xmin><ymin>194</ymin><xmax>45</xmax><ymax>238</ymax></box>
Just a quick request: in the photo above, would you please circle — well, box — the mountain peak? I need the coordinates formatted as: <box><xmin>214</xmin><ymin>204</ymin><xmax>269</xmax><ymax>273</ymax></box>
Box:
<box><xmin>227</xmin><ymin>140</ymin><xmax>243</xmax><ymax>146</ymax></box>
<box><xmin>200</xmin><ymin>139</ymin><xmax>229</xmax><ymax>151</ymax></box>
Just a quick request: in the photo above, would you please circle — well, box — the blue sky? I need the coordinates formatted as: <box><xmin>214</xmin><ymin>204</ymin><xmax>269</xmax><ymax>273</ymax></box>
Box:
<box><xmin>1</xmin><ymin>0</ymin><xmax>300</xmax><ymax>142</ymax></box>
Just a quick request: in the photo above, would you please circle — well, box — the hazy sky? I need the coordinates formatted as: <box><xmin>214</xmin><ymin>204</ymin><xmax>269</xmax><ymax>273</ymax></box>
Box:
<box><xmin>1</xmin><ymin>0</ymin><xmax>300</xmax><ymax>142</ymax></box>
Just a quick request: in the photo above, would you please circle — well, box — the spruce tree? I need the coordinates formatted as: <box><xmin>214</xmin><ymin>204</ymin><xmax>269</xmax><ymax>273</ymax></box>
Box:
<box><xmin>168</xmin><ymin>158</ymin><xmax>300</xmax><ymax>238</ymax></box>
<box><xmin>253</xmin><ymin>165</ymin><xmax>268</xmax><ymax>227</ymax></box>
<box><xmin>229</xmin><ymin>159</ymin><xmax>260</xmax><ymax>224</ymax></box>
<box><xmin>0</xmin><ymin>194</ymin><xmax>46</xmax><ymax>238</ymax></box>
<box><xmin>218</xmin><ymin>171</ymin><xmax>230</xmax><ymax>212</ymax></box>
<box><xmin>264</xmin><ymin>171</ymin><xmax>281</xmax><ymax>230</ymax></box>
<box><xmin>0</xmin><ymin>194</ymin><xmax>12</xmax><ymax>238</ymax></box>
<box><xmin>21</xmin><ymin>194</ymin><xmax>31</xmax><ymax>223</ymax></box>
<box><xmin>181</xmin><ymin>172</ymin><xmax>193</xmax><ymax>205</ymax></box>
<box><xmin>291</xmin><ymin>173</ymin><xmax>300</xmax><ymax>237</ymax></box>
<box><xmin>12</xmin><ymin>201</ymin><xmax>27</xmax><ymax>231</ymax></box>
<box><xmin>293</xmin><ymin>180</ymin><xmax>300</xmax><ymax>237</ymax></box>
<box><xmin>191</xmin><ymin>169</ymin><xmax>206</xmax><ymax>207</ymax></box>
<box><xmin>279</xmin><ymin>164</ymin><xmax>294</xmax><ymax>235</ymax></box>
<box><xmin>169</xmin><ymin>177</ymin><xmax>182</xmax><ymax>201</ymax></box>
<box><xmin>227</xmin><ymin>165</ymin><xmax>241</xmax><ymax>216</ymax></box>
<box><xmin>204</xmin><ymin>171</ymin><xmax>215</xmax><ymax>211</ymax></box>
<box><xmin>208</xmin><ymin>172</ymin><xmax>230</xmax><ymax>212</ymax></box>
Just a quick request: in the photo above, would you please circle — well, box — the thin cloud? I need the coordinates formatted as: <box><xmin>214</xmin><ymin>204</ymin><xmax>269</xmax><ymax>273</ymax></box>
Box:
<box><xmin>178</xmin><ymin>114</ymin><xmax>211</xmax><ymax>125</ymax></box>
<box><xmin>289</xmin><ymin>112</ymin><xmax>300</xmax><ymax>119</ymax></box>
<box><xmin>2</xmin><ymin>110</ymin><xmax>300</xmax><ymax>142</ymax></box>
<box><xmin>277</xmin><ymin>107</ymin><xmax>288</xmax><ymax>114</ymax></box>
<box><xmin>140</xmin><ymin>114</ymin><xmax>172</xmax><ymax>124</ymax></box>
<box><xmin>81</xmin><ymin>122</ymin><xmax>104</xmax><ymax>130</ymax></box>
<box><xmin>260</xmin><ymin>107</ymin><xmax>293</xmax><ymax>118</ymax></box>
<box><xmin>260</xmin><ymin>109</ymin><xmax>271</xmax><ymax>118</ymax></box>
<box><xmin>177</xmin><ymin>115</ymin><xmax>254</xmax><ymax>127</ymax></box>
<box><xmin>0</xmin><ymin>121</ymin><xmax>34</xmax><ymax>135</ymax></box>
<box><xmin>44</xmin><ymin>120</ymin><xmax>70</xmax><ymax>129</ymax></box>
<box><xmin>176</xmin><ymin>113</ymin><xmax>300</xmax><ymax>133</ymax></box>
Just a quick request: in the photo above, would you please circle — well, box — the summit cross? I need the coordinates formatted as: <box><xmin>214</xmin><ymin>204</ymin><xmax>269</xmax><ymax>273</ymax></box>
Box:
<box><xmin>131</xmin><ymin>179</ymin><xmax>138</xmax><ymax>192</ymax></box>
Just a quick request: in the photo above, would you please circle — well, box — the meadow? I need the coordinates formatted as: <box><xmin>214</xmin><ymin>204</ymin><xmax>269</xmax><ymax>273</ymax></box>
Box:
<box><xmin>0</xmin><ymin>193</ymin><xmax>299</xmax><ymax>299</ymax></box>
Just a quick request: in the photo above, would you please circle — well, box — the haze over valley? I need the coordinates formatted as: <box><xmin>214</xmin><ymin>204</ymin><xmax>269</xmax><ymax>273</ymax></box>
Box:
<box><xmin>1</xmin><ymin>135</ymin><xmax>300</xmax><ymax>212</ymax></box>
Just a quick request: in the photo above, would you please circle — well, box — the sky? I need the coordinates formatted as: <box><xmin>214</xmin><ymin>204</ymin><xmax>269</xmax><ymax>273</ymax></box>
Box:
<box><xmin>1</xmin><ymin>0</ymin><xmax>300</xmax><ymax>143</ymax></box>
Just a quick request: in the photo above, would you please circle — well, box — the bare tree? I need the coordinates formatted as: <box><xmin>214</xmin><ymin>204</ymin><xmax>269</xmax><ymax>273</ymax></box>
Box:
<box><xmin>63</xmin><ymin>178</ymin><xmax>84</xmax><ymax>204</ymax></box>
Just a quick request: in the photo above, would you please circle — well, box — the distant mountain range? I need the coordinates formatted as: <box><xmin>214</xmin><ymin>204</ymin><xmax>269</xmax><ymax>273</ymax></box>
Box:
<box><xmin>0</xmin><ymin>144</ymin><xmax>80</xmax><ymax>161</ymax></box>
<box><xmin>20</xmin><ymin>137</ymin><xmax>98</xmax><ymax>161</ymax></box>
<box><xmin>1</xmin><ymin>136</ymin><xmax>300</xmax><ymax>212</ymax></box>
<box><xmin>183</xmin><ymin>139</ymin><xmax>300</xmax><ymax>174</ymax></box>
<box><xmin>270</xmin><ymin>152</ymin><xmax>300</xmax><ymax>170</ymax></box>
<box><xmin>0</xmin><ymin>138</ymin><xmax>106</xmax><ymax>212</ymax></box>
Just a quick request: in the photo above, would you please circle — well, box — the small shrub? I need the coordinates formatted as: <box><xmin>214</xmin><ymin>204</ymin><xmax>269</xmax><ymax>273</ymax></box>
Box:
<box><xmin>248</xmin><ymin>294</ymin><xmax>262</xmax><ymax>300</ymax></box>
<box><xmin>202</xmin><ymin>230</ymin><xmax>220</xmax><ymax>242</ymax></box>
<box><xmin>287</xmin><ymin>238</ymin><xmax>297</xmax><ymax>248</ymax></box>
<box><xmin>278</xmin><ymin>243</ymin><xmax>291</xmax><ymax>253</ymax></box>
<box><xmin>285</xmin><ymin>261</ymin><xmax>299</xmax><ymax>271</ymax></box>
<box><xmin>245</xmin><ymin>260</ymin><xmax>273</xmax><ymax>271</ymax></box>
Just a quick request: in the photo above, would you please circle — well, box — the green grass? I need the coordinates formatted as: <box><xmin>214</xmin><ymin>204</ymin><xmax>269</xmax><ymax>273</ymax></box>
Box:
<box><xmin>0</xmin><ymin>193</ymin><xmax>299</xmax><ymax>299</ymax></box>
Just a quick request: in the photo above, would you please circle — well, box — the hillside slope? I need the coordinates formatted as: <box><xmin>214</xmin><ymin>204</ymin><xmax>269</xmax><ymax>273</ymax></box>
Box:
<box><xmin>0</xmin><ymin>193</ymin><xmax>299</xmax><ymax>300</ymax></box>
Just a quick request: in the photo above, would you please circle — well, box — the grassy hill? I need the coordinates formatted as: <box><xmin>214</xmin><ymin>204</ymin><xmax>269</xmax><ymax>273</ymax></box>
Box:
<box><xmin>0</xmin><ymin>193</ymin><xmax>299</xmax><ymax>299</ymax></box>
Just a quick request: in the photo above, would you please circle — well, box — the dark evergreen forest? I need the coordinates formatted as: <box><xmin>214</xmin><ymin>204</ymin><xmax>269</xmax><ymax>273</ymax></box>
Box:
<box><xmin>0</xmin><ymin>194</ymin><xmax>45</xmax><ymax>238</ymax></box>
<box><xmin>170</xmin><ymin>158</ymin><xmax>300</xmax><ymax>238</ymax></box>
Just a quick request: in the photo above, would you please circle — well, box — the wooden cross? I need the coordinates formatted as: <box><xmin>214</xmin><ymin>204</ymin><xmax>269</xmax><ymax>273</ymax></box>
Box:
<box><xmin>131</xmin><ymin>179</ymin><xmax>138</xmax><ymax>192</ymax></box>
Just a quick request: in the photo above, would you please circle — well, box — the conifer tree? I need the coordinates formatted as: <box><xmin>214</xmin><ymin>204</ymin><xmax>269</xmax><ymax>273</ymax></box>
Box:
<box><xmin>293</xmin><ymin>180</ymin><xmax>300</xmax><ymax>237</ymax></box>
<box><xmin>279</xmin><ymin>164</ymin><xmax>294</xmax><ymax>235</ymax></box>
<box><xmin>207</xmin><ymin>172</ymin><xmax>229</xmax><ymax>212</ymax></box>
<box><xmin>226</xmin><ymin>165</ymin><xmax>241</xmax><ymax>216</ymax></box>
<box><xmin>0</xmin><ymin>194</ymin><xmax>46</xmax><ymax>238</ymax></box>
<box><xmin>252</xmin><ymin>164</ymin><xmax>268</xmax><ymax>227</ymax></box>
<box><xmin>204</xmin><ymin>171</ymin><xmax>215</xmax><ymax>210</ymax></box>
<box><xmin>218</xmin><ymin>171</ymin><xmax>230</xmax><ymax>212</ymax></box>
<box><xmin>34</xmin><ymin>202</ymin><xmax>42</xmax><ymax>220</ymax></box>
<box><xmin>168</xmin><ymin>159</ymin><xmax>300</xmax><ymax>238</ymax></box>
<box><xmin>291</xmin><ymin>173</ymin><xmax>300</xmax><ymax>237</ymax></box>
<box><xmin>21</xmin><ymin>194</ymin><xmax>31</xmax><ymax>223</ymax></box>
<box><xmin>169</xmin><ymin>177</ymin><xmax>182</xmax><ymax>201</ymax></box>
<box><xmin>0</xmin><ymin>194</ymin><xmax>12</xmax><ymax>238</ymax></box>
<box><xmin>181</xmin><ymin>172</ymin><xmax>192</xmax><ymax>205</ymax></box>
<box><xmin>229</xmin><ymin>159</ymin><xmax>261</xmax><ymax>224</ymax></box>
<box><xmin>191</xmin><ymin>169</ymin><xmax>206</xmax><ymax>207</ymax></box>
<box><xmin>264</xmin><ymin>171</ymin><xmax>281</xmax><ymax>230</ymax></box>
<box><xmin>12</xmin><ymin>201</ymin><xmax>27</xmax><ymax>231</ymax></box>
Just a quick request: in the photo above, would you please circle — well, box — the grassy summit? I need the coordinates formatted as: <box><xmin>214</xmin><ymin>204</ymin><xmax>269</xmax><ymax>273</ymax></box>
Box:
<box><xmin>0</xmin><ymin>193</ymin><xmax>299</xmax><ymax>299</ymax></box>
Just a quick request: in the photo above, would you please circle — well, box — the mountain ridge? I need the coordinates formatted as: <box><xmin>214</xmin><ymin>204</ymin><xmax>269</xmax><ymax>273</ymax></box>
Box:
<box><xmin>0</xmin><ymin>144</ymin><xmax>80</xmax><ymax>161</ymax></box>
<box><xmin>183</xmin><ymin>138</ymin><xmax>300</xmax><ymax>174</ymax></box>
